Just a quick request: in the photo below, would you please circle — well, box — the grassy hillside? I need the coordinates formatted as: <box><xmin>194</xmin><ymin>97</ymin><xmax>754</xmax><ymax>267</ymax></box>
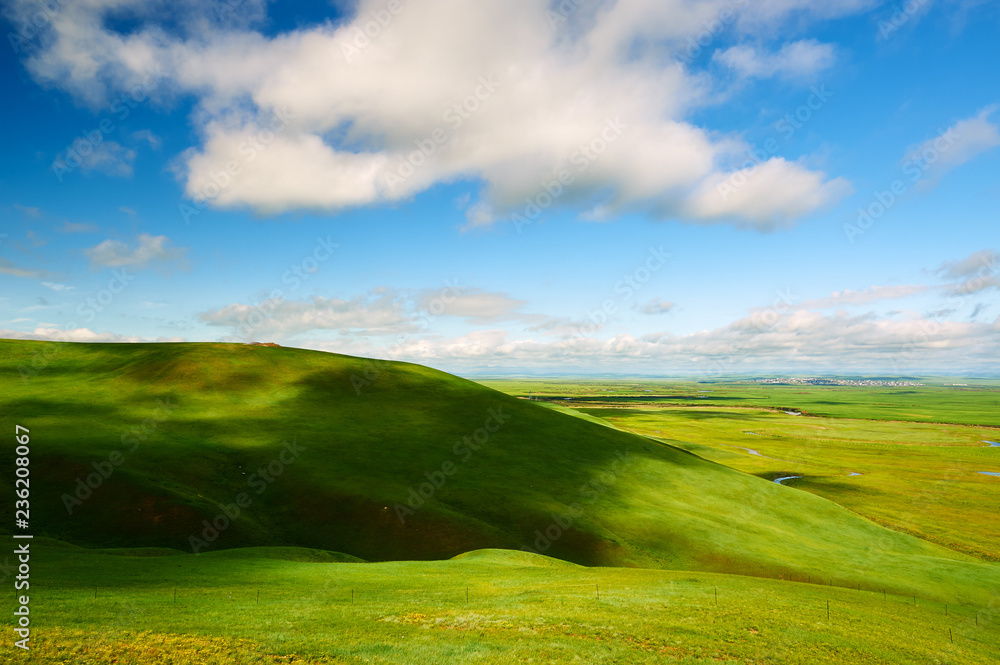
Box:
<box><xmin>2</xmin><ymin>542</ymin><xmax>997</xmax><ymax>664</ymax></box>
<box><xmin>579</xmin><ymin>405</ymin><xmax>1000</xmax><ymax>561</ymax></box>
<box><xmin>1</xmin><ymin>340</ymin><xmax>998</xmax><ymax>607</ymax></box>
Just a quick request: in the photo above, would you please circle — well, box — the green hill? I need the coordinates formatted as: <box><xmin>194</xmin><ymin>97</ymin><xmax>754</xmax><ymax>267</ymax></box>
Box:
<box><xmin>6</xmin><ymin>542</ymin><xmax>998</xmax><ymax>665</ymax></box>
<box><xmin>1</xmin><ymin>339</ymin><xmax>997</xmax><ymax>606</ymax></box>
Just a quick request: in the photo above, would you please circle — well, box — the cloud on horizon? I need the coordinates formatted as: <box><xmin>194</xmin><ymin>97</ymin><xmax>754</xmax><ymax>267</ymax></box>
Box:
<box><xmin>0</xmin><ymin>327</ymin><xmax>184</xmax><ymax>343</ymax></box>
<box><xmin>304</xmin><ymin>309</ymin><xmax>1000</xmax><ymax>373</ymax></box>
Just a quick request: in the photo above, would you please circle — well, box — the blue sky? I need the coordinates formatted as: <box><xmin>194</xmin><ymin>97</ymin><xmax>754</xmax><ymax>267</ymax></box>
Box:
<box><xmin>1</xmin><ymin>0</ymin><xmax>998</xmax><ymax>375</ymax></box>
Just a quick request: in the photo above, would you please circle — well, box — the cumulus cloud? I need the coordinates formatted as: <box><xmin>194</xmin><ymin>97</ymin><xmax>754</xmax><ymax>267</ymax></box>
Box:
<box><xmin>84</xmin><ymin>233</ymin><xmax>190</xmax><ymax>272</ymax></box>
<box><xmin>8</xmin><ymin>0</ymin><xmax>863</xmax><ymax>230</ymax></box>
<box><xmin>308</xmin><ymin>309</ymin><xmax>1000</xmax><ymax>373</ymax></box>
<box><xmin>685</xmin><ymin>157</ymin><xmax>851</xmax><ymax>229</ymax></box>
<box><xmin>713</xmin><ymin>39</ymin><xmax>836</xmax><ymax>79</ymax></box>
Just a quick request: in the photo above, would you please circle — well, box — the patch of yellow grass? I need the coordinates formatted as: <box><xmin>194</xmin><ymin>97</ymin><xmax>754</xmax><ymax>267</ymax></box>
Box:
<box><xmin>0</xmin><ymin>628</ymin><xmax>334</xmax><ymax>664</ymax></box>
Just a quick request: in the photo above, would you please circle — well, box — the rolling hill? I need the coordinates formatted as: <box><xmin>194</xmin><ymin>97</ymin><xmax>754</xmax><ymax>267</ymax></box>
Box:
<box><xmin>1</xmin><ymin>339</ymin><xmax>997</xmax><ymax>606</ymax></box>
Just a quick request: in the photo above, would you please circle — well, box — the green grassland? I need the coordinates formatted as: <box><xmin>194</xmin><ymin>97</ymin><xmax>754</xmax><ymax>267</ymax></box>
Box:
<box><xmin>569</xmin><ymin>405</ymin><xmax>1000</xmax><ymax>562</ymax></box>
<box><xmin>481</xmin><ymin>377</ymin><xmax>1000</xmax><ymax>562</ymax></box>
<box><xmin>476</xmin><ymin>378</ymin><xmax>1000</xmax><ymax>427</ymax></box>
<box><xmin>2</xmin><ymin>340</ymin><xmax>999</xmax><ymax>663</ymax></box>
<box><xmin>2</xmin><ymin>542</ymin><xmax>997</xmax><ymax>664</ymax></box>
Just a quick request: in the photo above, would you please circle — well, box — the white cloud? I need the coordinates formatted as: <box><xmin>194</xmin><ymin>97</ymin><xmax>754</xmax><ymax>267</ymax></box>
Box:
<box><xmin>0</xmin><ymin>259</ymin><xmax>57</xmax><ymax>280</ymax></box>
<box><xmin>794</xmin><ymin>284</ymin><xmax>930</xmax><ymax>309</ymax></box>
<box><xmin>524</xmin><ymin>315</ymin><xmax>599</xmax><ymax>338</ymax></box>
<box><xmin>309</xmin><ymin>309</ymin><xmax>1000</xmax><ymax>373</ymax></box>
<box><xmin>41</xmin><ymin>282</ymin><xmax>75</xmax><ymax>292</ymax></box>
<box><xmin>417</xmin><ymin>289</ymin><xmax>527</xmax><ymax>323</ymax></box>
<box><xmin>904</xmin><ymin>107</ymin><xmax>1000</xmax><ymax>191</ymax></box>
<box><xmin>14</xmin><ymin>204</ymin><xmax>41</xmax><ymax>218</ymax></box>
<box><xmin>0</xmin><ymin>327</ymin><xmax>184</xmax><ymax>343</ymax></box>
<box><xmin>198</xmin><ymin>291</ymin><xmax>415</xmax><ymax>339</ymax></box>
<box><xmin>637</xmin><ymin>298</ymin><xmax>675</xmax><ymax>314</ymax></box>
<box><xmin>685</xmin><ymin>157</ymin><xmax>852</xmax><ymax>229</ymax></box>
<box><xmin>68</xmin><ymin>141</ymin><xmax>137</xmax><ymax>177</ymax></box>
<box><xmin>84</xmin><ymin>233</ymin><xmax>190</xmax><ymax>271</ymax></box>
<box><xmin>938</xmin><ymin>249</ymin><xmax>997</xmax><ymax>279</ymax></box>
<box><xmin>60</xmin><ymin>222</ymin><xmax>99</xmax><ymax>233</ymax></box>
<box><xmin>936</xmin><ymin>249</ymin><xmax>999</xmax><ymax>296</ymax></box>
<box><xmin>131</xmin><ymin>129</ymin><xmax>161</xmax><ymax>149</ymax></box>
<box><xmin>9</xmin><ymin>0</ymin><xmax>863</xmax><ymax>230</ymax></box>
<box><xmin>951</xmin><ymin>276</ymin><xmax>1000</xmax><ymax>296</ymax></box>
<box><xmin>713</xmin><ymin>39</ymin><xmax>836</xmax><ymax>79</ymax></box>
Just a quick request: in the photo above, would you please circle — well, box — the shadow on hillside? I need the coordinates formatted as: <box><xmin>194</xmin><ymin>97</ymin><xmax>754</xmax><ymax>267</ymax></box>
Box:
<box><xmin>4</xmin><ymin>398</ymin><xmax>122</xmax><ymax>417</ymax></box>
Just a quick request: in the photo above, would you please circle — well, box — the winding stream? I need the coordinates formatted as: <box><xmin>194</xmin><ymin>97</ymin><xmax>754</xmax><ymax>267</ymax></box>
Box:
<box><xmin>773</xmin><ymin>475</ymin><xmax>802</xmax><ymax>485</ymax></box>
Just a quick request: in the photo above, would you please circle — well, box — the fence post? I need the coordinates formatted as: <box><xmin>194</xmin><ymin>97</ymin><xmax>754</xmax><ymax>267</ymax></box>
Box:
<box><xmin>827</xmin><ymin>601</ymin><xmax>830</xmax><ymax>620</ymax></box>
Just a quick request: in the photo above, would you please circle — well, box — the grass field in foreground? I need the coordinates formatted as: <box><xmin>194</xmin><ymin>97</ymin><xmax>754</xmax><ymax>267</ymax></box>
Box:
<box><xmin>3</xmin><ymin>543</ymin><xmax>999</xmax><ymax>665</ymax></box>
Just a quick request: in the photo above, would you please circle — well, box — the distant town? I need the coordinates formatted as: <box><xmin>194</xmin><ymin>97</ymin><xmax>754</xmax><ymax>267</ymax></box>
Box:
<box><xmin>741</xmin><ymin>377</ymin><xmax>924</xmax><ymax>387</ymax></box>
